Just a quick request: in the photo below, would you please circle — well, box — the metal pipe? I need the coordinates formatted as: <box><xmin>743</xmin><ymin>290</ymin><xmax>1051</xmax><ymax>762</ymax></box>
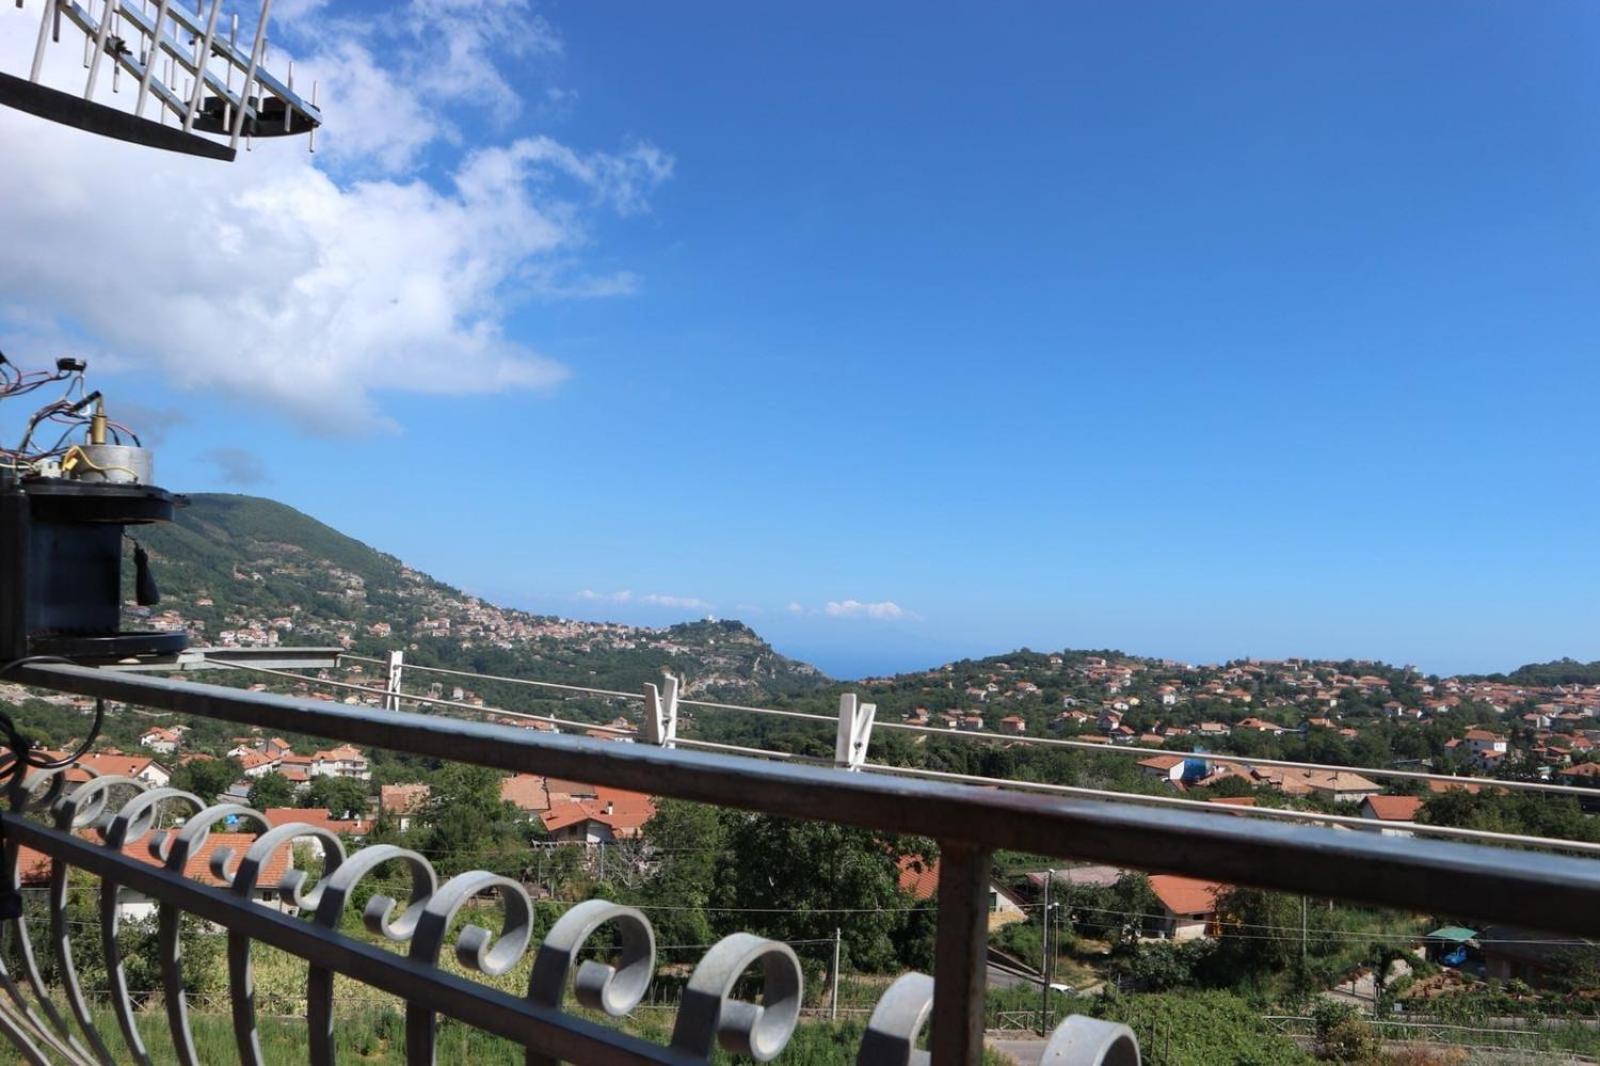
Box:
<box><xmin>179</xmin><ymin>0</ymin><xmax>219</xmax><ymax>131</ymax></box>
<box><xmin>81</xmin><ymin>0</ymin><xmax>119</xmax><ymax>100</ymax></box>
<box><xmin>30</xmin><ymin>0</ymin><xmax>59</xmax><ymax>82</ymax></box>
<box><xmin>226</xmin><ymin>0</ymin><xmax>266</xmax><ymax>150</ymax></box>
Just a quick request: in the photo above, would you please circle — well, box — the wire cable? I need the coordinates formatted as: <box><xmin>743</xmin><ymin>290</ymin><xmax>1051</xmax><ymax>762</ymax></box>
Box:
<box><xmin>339</xmin><ymin>654</ymin><xmax>1595</xmax><ymax>799</ymax></box>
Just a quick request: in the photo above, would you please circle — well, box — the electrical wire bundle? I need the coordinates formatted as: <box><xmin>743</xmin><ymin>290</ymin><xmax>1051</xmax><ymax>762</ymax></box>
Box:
<box><xmin>0</xmin><ymin>350</ymin><xmax>142</xmax><ymax>478</ymax></box>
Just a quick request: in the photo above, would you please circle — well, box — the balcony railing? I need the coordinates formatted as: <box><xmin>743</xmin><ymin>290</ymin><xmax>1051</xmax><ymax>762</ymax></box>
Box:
<box><xmin>3</xmin><ymin>660</ymin><xmax>1600</xmax><ymax>1064</ymax></box>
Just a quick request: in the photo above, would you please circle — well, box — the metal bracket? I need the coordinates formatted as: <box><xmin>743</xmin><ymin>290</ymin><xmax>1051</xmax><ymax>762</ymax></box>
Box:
<box><xmin>642</xmin><ymin>674</ymin><xmax>680</xmax><ymax>748</ymax></box>
<box><xmin>835</xmin><ymin>692</ymin><xmax>876</xmax><ymax>770</ymax></box>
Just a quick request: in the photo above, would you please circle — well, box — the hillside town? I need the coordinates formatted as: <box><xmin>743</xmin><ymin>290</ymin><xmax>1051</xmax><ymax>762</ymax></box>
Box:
<box><xmin>871</xmin><ymin>653</ymin><xmax>1600</xmax><ymax>787</ymax></box>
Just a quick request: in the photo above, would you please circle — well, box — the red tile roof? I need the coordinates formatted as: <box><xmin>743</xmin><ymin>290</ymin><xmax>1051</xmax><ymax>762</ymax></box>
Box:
<box><xmin>64</xmin><ymin>753</ymin><xmax>167</xmax><ymax>782</ymax></box>
<box><xmin>1149</xmin><ymin>874</ymin><xmax>1225</xmax><ymax>917</ymax></box>
<box><xmin>539</xmin><ymin>789</ymin><xmax>655</xmax><ymax>837</ymax></box>
<box><xmin>16</xmin><ymin>832</ymin><xmax>293</xmax><ymax>889</ymax></box>
<box><xmin>260</xmin><ymin>808</ymin><xmax>366</xmax><ymax>837</ymax></box>
<box><xmin>380</xmin><ymin>783</ymin><xmax>430</xmax><ymax>813</ymax></box>
<box><xmin>897</xmin><ymin>855</ymin><xmax>939</xmax><ymax>900</ymax></box>
<box><xmin>1425</xmin><ymin>778</ymin><xmax>1485</xmax><ymax>794</ymax></box>
<box><xmin>500</xmin><ymin>773</ymin><xmax>551</xmax><ymax>812</ymax></box>
<box><xmin>1362</xmin><ymin>795</ymin><xmax>1424</xmax><ymax>822</ymax></box>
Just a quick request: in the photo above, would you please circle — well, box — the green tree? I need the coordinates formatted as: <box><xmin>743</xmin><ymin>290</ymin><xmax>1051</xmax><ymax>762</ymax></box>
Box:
<box><xmin>1110</xmin><ymin>873</ymin><xmax>1160</xmax><ymax>943</ymax></box>
<box><xmin>638</xmin><ymin>799</ymin><xmax>726</xmax><ymax>949</ymax></box>
<box><xmin>169</xmin><ymin>757</ymin><xmax>241</xmax><ymax>802</ymax></box>
<box><xmin>247</xmin><ymin>771</ymin><xmax>296</xmax><ymax>809</ymax></box>
<box><xmin>415</xmin><ymin>765</ymin><xmax>520</xmax><ymax>875</ymax></box>
<box><xmin>303</xmin><ymin>774</ymin><xmax>372</xmax><ymax>820</ymax></box>
<box><xmin>714</xmin><ymin>813</ymin><xmax>918</xmax><ymax>973</ymax></box>
<box><xmin>1205</xmin><ymin>886</ymin><xmax>1308</xmax><ymax>991</ymax></box>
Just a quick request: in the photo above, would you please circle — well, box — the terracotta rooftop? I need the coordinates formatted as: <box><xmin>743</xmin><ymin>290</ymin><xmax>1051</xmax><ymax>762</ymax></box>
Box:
<box><xmin>500</xmin><ymin>773</ymin><xmax>551</xmax><ymax>812</ymax></box>
<box><xmin>380</xmin><ymin>783</ymin><xmax>430</xmax><ymax>813</ymax></box>
<box><xmin>897</xmin><ymin>855</ymin><xmax>940</xmax><ymax>900</ymax></box>
<box><xmin>539</xmin><ymin>789</ymin><xmax>655</xmax><ymax>836</ymax></box>
<box><xmin>1362</xmin><ymin>795</ymin><xmax>1424</xmax><ymax>822</ymax></box>
<box><xmin>1149</xmin><ymin>874</ymin><xmax>1226</xmax><ymax>917</ymax></box>
<box><xmin>260</xmin><ymin>808</ymin><xmax>367</xmax><ymax>837</ymax></box>
<box><xmin>64</xmin><ymin>753</ymin><xmax>167</xmax><ymax>782</ymax></box>
<box><xmin>16</xmin><ymin>832</ymin><xmax>293</xmax><ymax>890</ymax></box>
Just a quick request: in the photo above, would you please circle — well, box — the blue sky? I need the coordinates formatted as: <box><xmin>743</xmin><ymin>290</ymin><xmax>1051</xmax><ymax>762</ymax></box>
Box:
<box><xmin>3</xmin><ymin>2</ymin><xmax>1598</xmax><ymax>678</ymax></box>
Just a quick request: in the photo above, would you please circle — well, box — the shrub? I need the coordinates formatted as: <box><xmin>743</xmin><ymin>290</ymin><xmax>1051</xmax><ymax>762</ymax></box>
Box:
<box><xmin>1312</xmin><ymin>1000</ymin><xmax>1378</xmax><ymax>1063</ymax></box>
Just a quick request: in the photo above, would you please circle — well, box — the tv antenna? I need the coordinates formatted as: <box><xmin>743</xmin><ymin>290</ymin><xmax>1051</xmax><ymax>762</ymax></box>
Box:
<box><xmin>1</xmin><ymin>0</ymin><xmax>322</xmax><ymax>161</ymax></box>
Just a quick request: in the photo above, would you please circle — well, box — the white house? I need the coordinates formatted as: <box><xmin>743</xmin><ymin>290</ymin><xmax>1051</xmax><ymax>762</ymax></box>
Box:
<box><xmin>309</xmin><ymin>745</ymin><xmax>371</xmax><ymax>781</ymax></box>
<box><xmin>1148</xmin><ymin>875</ymin><xmax>1224</xmax><ymax>941</ymax></box>
<box><xmin>1359</xmin><ymin>795</ymin><xmax>1423</xmax><ymax>838</ymax></box>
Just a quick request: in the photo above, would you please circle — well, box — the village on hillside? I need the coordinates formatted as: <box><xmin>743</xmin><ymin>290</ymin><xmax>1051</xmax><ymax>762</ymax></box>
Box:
<box><xmin>874</xmin><ymin>653</ymin><xmax>1600</xmax><ymax>788</ymax></box>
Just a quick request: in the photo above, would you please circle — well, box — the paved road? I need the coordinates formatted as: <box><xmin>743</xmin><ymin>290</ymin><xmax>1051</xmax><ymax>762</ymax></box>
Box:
<box><xmin>986</xmin><ymin>1037</ymin><xmax>1046</xmax><ymax>1065</ymax></box>
<box><xmin>987</xmin><ymin>962</ymin><xmax>1038</xmax><ymax>989</ymax></box>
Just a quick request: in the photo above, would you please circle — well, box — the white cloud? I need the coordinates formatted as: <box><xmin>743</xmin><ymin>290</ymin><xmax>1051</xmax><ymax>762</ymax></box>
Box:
<box><xmin>298</xmin><ymin>39</ymin><xmax>440</xmax><ymax>175</ymax></box>
<box><xmin>0</xmin><ymin>3</ymin><xmax>670</xmax><ymax>433</ymax></box>
<box><xmin>824</xmin><ymin>599</ymin><xmax>914</xmax><ymax>621</ymax></box>
<box><xmin>400</xmin><ymin>0</ymin><xmax>562</xmax><ymax>115</ymax></box>
<box><xmin>577</xmin><ymin>589</ymin><xmax>633</xmax><ymax>603</ymax></box>
<box><xmin>576</xmin><ymin>589</ymin><xmax>711</xmax><ymax>610</ymax></box>
<box><xmin>639</xmin><ymin>593</ymin><xmax>712</xmax><ymax>610</ymax></box>
<box><xmin>786</xmin><ymin>602</ymin><xmax>808</xmax><ymax>615</ymax></box>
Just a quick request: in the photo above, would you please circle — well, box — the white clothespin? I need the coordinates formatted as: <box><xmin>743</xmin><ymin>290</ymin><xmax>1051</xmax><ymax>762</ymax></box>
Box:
<box><xmin>384</xmin><ymin>649</ymin><xmax>403</xmax><ymax>712</ymax></box>
<box><xmin>643</xmin><ymin>673</ymin><xmax>680</xmax><ymax>748</ymax></box>
<box><xmin>835</xmin><ymin>692</ymin><xmax>876</xmax><ymax>771</ymax></box>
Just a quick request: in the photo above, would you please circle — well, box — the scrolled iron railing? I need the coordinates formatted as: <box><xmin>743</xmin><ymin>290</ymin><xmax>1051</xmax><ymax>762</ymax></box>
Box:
<box><xmin>1</xmin><ymin>661</ymin><xmax>1598</xmax><ymax>1064</ymax></box>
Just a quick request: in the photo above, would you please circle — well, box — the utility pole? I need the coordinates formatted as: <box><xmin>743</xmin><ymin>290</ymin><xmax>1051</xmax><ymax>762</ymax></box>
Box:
<box><xmin>1301</xmin><ymin>895</ymin><xmax>1308</xmax><ymax>964</ymax></box>
<box><xmin>1039</xmin><ymin>869</ymin><xmax>1054</xmax><ymax>1034</ymax></box>
<box><xmin>830</xmin><ymin>927</ymin><xmax>841</xmax><ymax>1021</ymax></box>
<box><xmin>1300</xmin><ymin>894</ymin><xmax>1309</xmax><ymax>991</ymax></box>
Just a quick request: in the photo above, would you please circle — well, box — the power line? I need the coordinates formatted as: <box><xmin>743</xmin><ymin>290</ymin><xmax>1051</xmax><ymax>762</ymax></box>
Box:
<box><xmin>341</xmin><ymin>652</ymin><xmax>1600</xmax><ymax>800</ymax></box>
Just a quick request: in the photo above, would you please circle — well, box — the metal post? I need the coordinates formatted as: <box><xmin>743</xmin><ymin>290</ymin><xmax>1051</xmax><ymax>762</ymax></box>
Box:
<box><xmin>1040</xmin><ymin>868</ymin><xmax>1054</xmax><ymax>1033</ymax></box>
<box><xmin>830</xmin><ymin>927</ymin><xmax>841</xmax><ymax>1022</ymax></box>
<box><xmin>931</xmin><ymin>843</ymin><xmax>991</xmax><ymax>1066</ymax></box>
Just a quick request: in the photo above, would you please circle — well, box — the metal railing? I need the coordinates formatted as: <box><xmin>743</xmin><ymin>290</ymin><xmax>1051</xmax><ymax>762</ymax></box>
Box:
<box><xmin>2</xmin><ymin>662</ymin><xmax>1599</xmax><ymax>1064</ymax></box>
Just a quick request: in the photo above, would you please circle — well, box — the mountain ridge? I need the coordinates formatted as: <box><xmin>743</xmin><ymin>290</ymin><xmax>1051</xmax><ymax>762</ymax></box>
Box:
<box><xmin>133</xmin><ymin>493</ymin><xmax>827</xmax><ymax>699</ymax></box>
<box><xmin>133</xmin><ymin>494</ymin><xmax>1583</xmax><ymax>694</ymax></box>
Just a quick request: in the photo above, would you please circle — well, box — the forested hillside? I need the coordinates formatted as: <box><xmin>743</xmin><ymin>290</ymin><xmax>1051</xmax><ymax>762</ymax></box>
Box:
<box><xmin>129</xmin><ymin>493</ymin><xmax>827</xmax><ymax>699</ymax></box>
